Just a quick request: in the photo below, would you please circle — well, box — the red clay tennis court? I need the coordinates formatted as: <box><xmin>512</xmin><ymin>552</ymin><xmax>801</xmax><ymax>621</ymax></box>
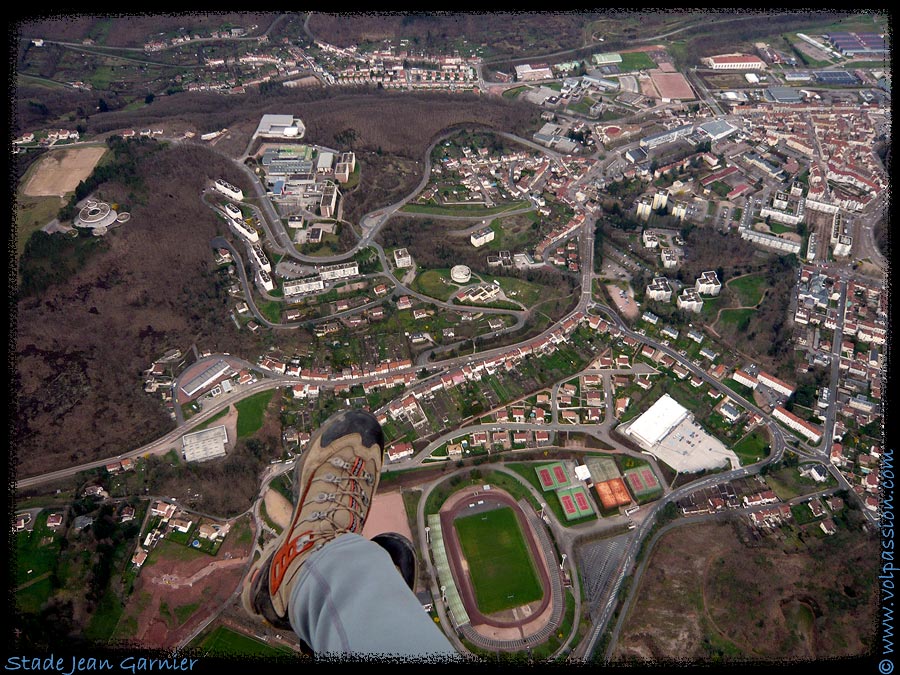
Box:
<box><xmin>539</xmin><ymin>468</ymin><xmax>553</xmax><ymax>488</ymax></box>
<box><xmin>553</xmin><ymin>465</ymin><xmax>567</xmax><ymax>484</ymax></box>
<box><xmin>628</xmin><ymin>473</ymin><xmax>645</xmax><ymax>493</ymax></box>
<box><xmin>535</xmin><ymin>462</ymin><xmax>569</xmax><ymax>491</ymax></box>
<box><xmin>575</xmin><ymin>491</ymin><xmax>590</xmax><ymax>511</ymax></box>
<box><xmin>557</xmin><ymin>485</ymin><xmax>595</xmax><ymax>520</ymax></box>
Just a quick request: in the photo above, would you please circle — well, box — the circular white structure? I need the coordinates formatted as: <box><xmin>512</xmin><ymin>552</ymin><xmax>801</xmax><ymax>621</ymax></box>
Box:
<box><xmin>74</xmin><ymin>200</ymin><xmax>118</xmax><ymax>230</ymax></box>
<box><xmin>450</xmin><ymin>265</ymin><xmax>472</xmax><ymax>284</ymax></box>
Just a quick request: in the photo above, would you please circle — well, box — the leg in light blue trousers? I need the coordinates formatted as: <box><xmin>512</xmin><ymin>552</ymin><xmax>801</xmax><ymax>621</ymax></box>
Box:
<box><xmin>288</xmin><ymin>533</ymin><xmax>460</xmax><ymax>661</ymax></box>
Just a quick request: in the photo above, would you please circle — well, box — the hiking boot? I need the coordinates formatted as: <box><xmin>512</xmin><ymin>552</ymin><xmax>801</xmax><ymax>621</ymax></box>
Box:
<box><xmin>242</xmin><ymin>408</ymin><xmax>385</xmax><ymax>631</ymax></box>
<box><xmin>372</xmin><ymin>532</ymin><xmax>417</xmax><ymax>591</ymax></box>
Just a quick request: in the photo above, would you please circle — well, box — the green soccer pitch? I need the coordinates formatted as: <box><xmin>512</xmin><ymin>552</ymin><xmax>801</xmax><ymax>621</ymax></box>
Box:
<box><xmin>454</xmin><ymin>506</ymin><xmax>543</xmax><ymax>615</ymax></box>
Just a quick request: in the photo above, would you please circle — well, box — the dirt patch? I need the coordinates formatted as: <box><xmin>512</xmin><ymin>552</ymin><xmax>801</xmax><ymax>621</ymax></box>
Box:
<box><xmin>122</xmin><ymin>516</ymin><xmax>254</xmax><ymax>649</ymax></box>
<box><xmin>606</xmin><ymin>284</ymin><xmax>639</xmax><ymax>320</ymax></box>
<box><xmin>638</xmin><ymin>75</ymin><xmax>659</xmax><ymax>99</ymax></box>
<box><xmin>23</xmin><ymin>146</ymin><xmax>107</xmax><ymax>197</ymax></box>
<box><xmin>361</xmin><ymin>490</ymin><xmax>414</xmax><ymax>542</ymax></box>
<box><xmin>264</xmin><ymin>488</ymin><xmax>293</xmax><ymax>529</ymax></box>
<box><xmin>649</xmin><ymin>71</ymin><xmax>696</xmax><ymax>100</ymax></box>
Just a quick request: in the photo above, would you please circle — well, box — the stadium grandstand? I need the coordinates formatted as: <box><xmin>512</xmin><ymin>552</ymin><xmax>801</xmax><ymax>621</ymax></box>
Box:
<box><xmin>427</xmin><ymin>514</ymin><xmax>470</xmax><ymax>629</ymax></box>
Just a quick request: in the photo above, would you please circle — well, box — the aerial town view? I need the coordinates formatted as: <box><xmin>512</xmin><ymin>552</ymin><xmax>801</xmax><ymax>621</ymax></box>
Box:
<box><xmin>11</xmin><ymin>10</ymin><xmax>890</xmax><ymax>669</ymax></box>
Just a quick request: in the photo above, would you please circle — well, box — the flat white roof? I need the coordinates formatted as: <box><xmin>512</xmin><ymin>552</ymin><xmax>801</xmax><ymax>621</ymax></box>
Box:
<box><xmin>626</xmin><ymin>393</ymin><xmax>690</xmax><ymax>447</ymax></box>
<box><xmin>182</xmin><ymin>425</ymin><xmax>229</xmax><ymax>463</ymax></box>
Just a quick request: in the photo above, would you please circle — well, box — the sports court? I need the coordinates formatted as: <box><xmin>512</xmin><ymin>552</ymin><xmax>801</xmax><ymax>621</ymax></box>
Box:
<box><xmin>453</xmin><ymin>507</ymin><xmax>542</xmax><ymax>614</ymax></box>
<box><xmin>585</xmin><ymin>456</ymin><xmax>621</xmax><ymax>483</ymax></box>
<box><xmin>23</xmin><ymin>146</ymin><xmax>107</xmax><ymax>197</ymax></box>
<box><xmin>556</xmin><ymin>485</ymin><xmax>595</xmax><ymax>520</ymax></box>
<box><xmin>535</xmin><ymin>462</ymin><xmax>570</xmax><ymax>491</ymax></box>
<box><xmin>594</xmin><ymin>478</ymin><xmax>632</xmax><ymax>510</ymax></box>
<box><xmin>623</xmin><ymin>466</ymin><xmax>662</xmax><ymax>499</ymax></box>
<box><xmin>649</xmin><ymin>70</ymin><xmax>696</xmax><ymax>100</ymax></box>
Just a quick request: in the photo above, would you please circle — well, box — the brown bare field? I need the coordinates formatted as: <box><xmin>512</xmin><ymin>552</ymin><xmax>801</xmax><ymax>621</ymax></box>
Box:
<box><xmin>23</xmin><ymin>146</ymin><xmax>107</xmax><ymax>197</ymax></box>
<box><xmin>614</xmin><ymin>520</ymin><xmax>878</xmax><ymax>663</ymax></box>
<box><xmin>606</xmin><ymin>284</ymin><xmax>639</xmax><ymax>320</ymax></box>
<box><xmin>649</xmin><ymin>71</ymin><xmax>696</xmax><ymax>101</ymax></box>
<box><xmin>121</xmin><ymin>516</ymin><xmax>254</xmax><ymax>649</ymax></box>
<box><xmin>361</xmin><ymin>490</ymin><xmax>414</xmax><ymax>542</ymax></box>
<box><xmin>263</xmin><ymin>487</ymin><xmax>292</xmax><ymax>530</ymax></box>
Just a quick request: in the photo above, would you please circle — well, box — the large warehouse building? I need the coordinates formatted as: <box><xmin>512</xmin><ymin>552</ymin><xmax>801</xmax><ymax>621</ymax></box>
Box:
<box><xmin>624</xmin><ymin>394</ymin><xmax>690</xmax><ymax>448</ymax></box>
<box><xmin>621</xmin><ymin>394</ymin><xmax>739</xmax><ymax>473</ymax></box>
<box><xmin>254</xmin><ymin>114</ymin><xmax>306</xmax><ymax>139</ymax></box>
<box><xmin>182</xmin><ymin>425</ymin><xmax>229</xmax><ymax>463</ymax></box>
<box><xmin>180</xmin><ymin>360</ymin><xmax>235</xmax><ymax>398</ymax></box>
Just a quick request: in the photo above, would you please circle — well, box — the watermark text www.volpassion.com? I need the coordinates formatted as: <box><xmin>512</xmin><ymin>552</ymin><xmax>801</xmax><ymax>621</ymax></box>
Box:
<box><xmin>880</xmin><ymin>446</ymin><xmax>895</xmax><ymax>674</ymax></box>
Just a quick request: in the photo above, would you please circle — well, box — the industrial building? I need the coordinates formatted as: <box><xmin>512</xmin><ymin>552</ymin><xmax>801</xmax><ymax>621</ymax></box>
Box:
<box><xmin>182</xmin><ymin>425</ymin><xmax>229</xmax><ymax>463</ymax></box>
<box><xmin>621</xmin><ymin>394</ymin><xmax>738</xmax><ymax>472</ymax></box>
<box><xmin>180</xmin><ymin>360</ymin><xmax>234</xmax><ymax>398</ymax></box>
<box><xmin>254</xmin><ymin>114</ymin><xmax>306</xmax><ymax>139</ymax></box>
<box><xmin>765</xmin><ymin>86</ymin><xmax>803</xmax><ymax>104</ymax></box>
<box><xmin>639</xmin><ymin>124</ymin><xmax>694</xmax><ymax>151</ymax></box>
<box><xmin>624</xmin><ymin>394</ymin><xmax>690</xmax><ymax>448</ymax></box>
<box><xmin>701</xmin><ymin>53</ymin><xmax>767</xmax><ymax>70</ymax></box>
<box><xmin>826</xmin><ymin>32</ymin><xmax>888</xmax><ymax>57</ymax></box>
<box><xmin>698</xmin><ymin>119</ymin><xmax>738</xmax><ymax>142</ymax></box>
<box><xmin>515</xmin><ymin>64</ymin><xmax>554</xmax><ymax>81</ymax></box>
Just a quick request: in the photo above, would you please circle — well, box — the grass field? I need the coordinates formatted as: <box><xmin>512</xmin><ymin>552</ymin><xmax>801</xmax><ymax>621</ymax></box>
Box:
<box><xmin>718</xmin><ymin>308</ymin><xmax>755</xmax><ymax>332</ymax></box>
<box><xmin>235</xmin><ymin>390</ymin><xmax>274</xmax><ymax>438</ymax></box>
<box><xmin>767</xmin><ymin>222</ymin><xmax>794</xmax><ymax>235</ymax></box>
<box><xmin>733</xmin><ymin>429</ymin><xmax>770</xmax><ymax>465</ymax></box>
<box><xmin>495</xmin><ymin>276</ymin><xmax>544</xmax><ymax>306</ymax></box>
<box><xmin>727</xmin><ymin>273</ymin><xmax>768</xmax><ymax>307</ymax></box>
<box><xmin>195</xmin><ymin>625</ymin><xmax>295</xmax><ymax>657</ymax></box>
<box><xmin>618</xmin><ymin>51</ymin><xmax>657</xmax><ymax>72</ymax></box>
<box><xmin>15</xmin><ymin>194</ymin><xmax>66</xmax><ymax>259</ymax></box>
<box><xmin>412</xmin><ymin>268</ymin><xmax>456</xmax><ymax>301</ymax></box>
<box><xmin>256</xmin><ymin>300</ymin><xmax>282</xmax><ymax>323</ymax></box>
<box><xmin>454</xmin><ymin>507</ymin><xmax>543</xmax><ymax>614</ymax></box>
<box><xmin>502</xmin><ymin>86</ymin><xmax>528</xmax><ymax>99</ymax></box>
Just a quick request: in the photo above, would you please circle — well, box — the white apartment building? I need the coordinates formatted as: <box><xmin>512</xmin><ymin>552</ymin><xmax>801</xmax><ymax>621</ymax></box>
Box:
<box><xmin>214</xmin><ymin>179</ymin><xmax>244</xmax><ymax>201</ymax></box>
<box><xmin>677</xmin><ymin>288</ymin><xmax>704</xmax><ymax>313</ymax></box>
<box><xmin>773</xmin><ymin>406</ymin><xmax>822</xmax><ymax>443</ymax></box>
<box><xmin>695</xmin><ymin>271</ymin><xmax>722</xmax><ymax>296</ymax></box>
<box><xmin>318</xmin><ymin>261</ymin><xmax>359</xmax><ymax>281</ymax></box>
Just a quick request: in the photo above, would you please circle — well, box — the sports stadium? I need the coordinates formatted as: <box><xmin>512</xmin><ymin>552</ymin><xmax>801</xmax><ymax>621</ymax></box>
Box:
<box><xmin>428</xmin><ymin>484</ymin><xmax>567</xmax><ymax>651</ymax></box>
